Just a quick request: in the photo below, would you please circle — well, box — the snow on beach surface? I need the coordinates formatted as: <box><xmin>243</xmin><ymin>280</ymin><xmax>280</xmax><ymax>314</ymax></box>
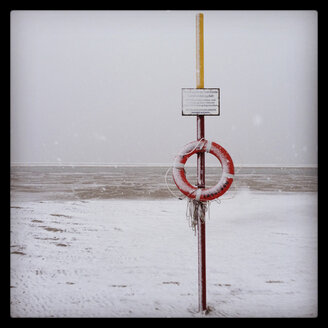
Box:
<box><xmin>10</xmin><ymin>185</ymin><xmax>317</xmax><ymax>317</ymax></box>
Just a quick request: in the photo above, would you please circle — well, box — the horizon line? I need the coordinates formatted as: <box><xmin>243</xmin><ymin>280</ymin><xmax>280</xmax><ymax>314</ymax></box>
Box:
<box><xmin>10</xmin><ymin>162</ymin><xmax>318</xmax><ymax>168</ymax></box>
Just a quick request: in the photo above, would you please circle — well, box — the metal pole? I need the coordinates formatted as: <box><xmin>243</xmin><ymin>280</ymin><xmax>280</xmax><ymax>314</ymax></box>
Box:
<box><xmin>196</xmin><ymin>13</ymin><xmax>207</xmax><ymax>313</ymax></box>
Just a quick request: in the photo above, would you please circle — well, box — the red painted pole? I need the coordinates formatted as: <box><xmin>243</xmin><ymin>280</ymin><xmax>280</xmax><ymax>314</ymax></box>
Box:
<box><xmin>197</xmin><ymin>115</ymin><xmax>206</xmax><ymax>312</ymax></box>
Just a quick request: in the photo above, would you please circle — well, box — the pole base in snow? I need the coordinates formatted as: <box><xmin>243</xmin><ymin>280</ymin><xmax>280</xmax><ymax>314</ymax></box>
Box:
<box><xmin>201</xmin><ymin>306</ymin><xmax>211</xmax><ymax>315</ymax></box>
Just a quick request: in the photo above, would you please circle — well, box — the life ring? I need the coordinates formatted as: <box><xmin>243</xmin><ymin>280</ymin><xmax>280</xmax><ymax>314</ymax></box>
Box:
<box><xmin>172</xmin><ymin>139</ymin><xmax>234</xmax><ymax>201</ymax></box>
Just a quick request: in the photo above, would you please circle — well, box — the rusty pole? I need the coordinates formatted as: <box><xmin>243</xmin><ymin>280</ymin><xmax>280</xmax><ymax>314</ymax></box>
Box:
<box><xmin>196</xmin><ymin>13</ymin><xmax>207</xmax><ymax>313</ymax></box>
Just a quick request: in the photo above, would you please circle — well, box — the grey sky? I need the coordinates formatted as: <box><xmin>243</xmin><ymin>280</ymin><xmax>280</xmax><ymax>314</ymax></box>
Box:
<box><xmin>10</xmin><ymin>10</ymin><xmax>317</xmax><ymax>166</ymax></box>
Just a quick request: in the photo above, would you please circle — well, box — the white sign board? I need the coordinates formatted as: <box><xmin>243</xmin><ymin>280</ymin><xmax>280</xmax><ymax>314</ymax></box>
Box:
<box><xmin>182</xmin><ymin>88</ymin><xmax>220</xmax><ymax>116</ymax></box>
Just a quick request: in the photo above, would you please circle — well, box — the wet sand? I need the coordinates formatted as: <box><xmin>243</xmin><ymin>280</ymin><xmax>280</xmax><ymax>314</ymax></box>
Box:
<box><xmin>10</xmin><ymin>166</ymin><xmax>317</xmax><ymax>202</ymax></box>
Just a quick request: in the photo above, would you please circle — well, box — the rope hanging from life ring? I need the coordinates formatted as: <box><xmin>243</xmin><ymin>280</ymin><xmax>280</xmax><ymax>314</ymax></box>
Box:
<box><xmin>172</xmin><ymin>139</ymin><xmax>234</xmax><ymax>201</ymax></box>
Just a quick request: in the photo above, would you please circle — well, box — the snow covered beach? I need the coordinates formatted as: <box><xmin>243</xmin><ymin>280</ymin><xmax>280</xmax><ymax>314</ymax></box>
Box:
<box><xmin>10</xmin><ymin>166</ymin><xmax>318</xmax><ymax>317</ymax></box>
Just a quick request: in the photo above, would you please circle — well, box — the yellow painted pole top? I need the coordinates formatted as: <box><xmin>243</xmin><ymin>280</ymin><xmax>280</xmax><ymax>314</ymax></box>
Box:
<box><xmin>196</xmin><ymin>13</ymin><xmax>204</xmax><ymax>89</ymax></box>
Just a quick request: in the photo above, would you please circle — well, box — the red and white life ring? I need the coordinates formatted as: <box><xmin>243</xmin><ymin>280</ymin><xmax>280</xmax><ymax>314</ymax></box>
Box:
<box><xmin>172</xmin><ymin>139</ymin><xmax>234</xmax><ymax>201</ymax></box>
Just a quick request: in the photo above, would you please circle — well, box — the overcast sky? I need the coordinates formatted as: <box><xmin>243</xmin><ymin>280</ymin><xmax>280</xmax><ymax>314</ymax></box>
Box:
<box><xmin>10</xmin><ymin>10</ymin><xmax>317</xmax><ymax>166</ymax></box>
